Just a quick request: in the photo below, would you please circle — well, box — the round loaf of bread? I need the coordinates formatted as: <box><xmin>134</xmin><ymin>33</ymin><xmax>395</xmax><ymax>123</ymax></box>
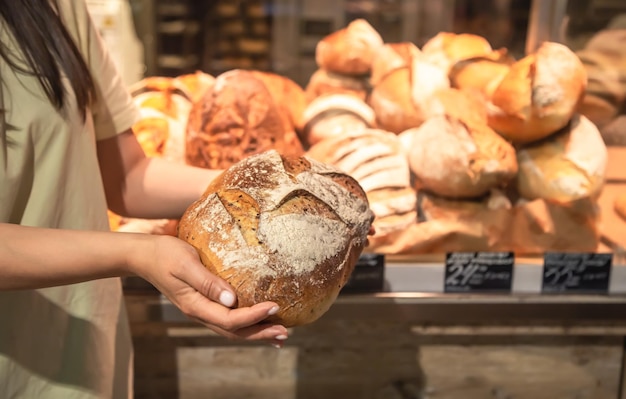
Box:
<box><xmin>449</xmin><ymin>50</ymin><xmax>514</xmax><ymax>99</ymax></box>
<box><xmin>516</xmin><ymin>114</ymin><xmax>607</xmax><ymax>203</ymax></box>
<box><xmin>177</xmin><ymin>150</ymin><xmax>374</xmax><ymax>327</ymax></box>
<box><xmin>487</xmin><ymin>42</ymin><xmax>587</xmax><ymax>144</ymax></box>
<box><xmin>370</xmin><ymin>42</ymin><xmax>421</xmax><ymax>86</ymax></box>
<box><xmin>315</xmin><ymin>19</ymin><xmax>383</xmax><ymax>75</ymax></box>
<box><xmin>185</xmin><ymin>70</ymin><xmax>287</xmax><ymax>170</ymax></box>
<box><xmin>400</xmin><ymin>115</ymin><xmax>518</xmax><ymax>198</ymax></box>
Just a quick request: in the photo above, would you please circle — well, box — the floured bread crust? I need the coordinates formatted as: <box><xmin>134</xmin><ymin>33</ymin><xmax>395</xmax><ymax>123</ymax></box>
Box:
<box><xmin>178</xmin><ymin>150</ymin><xmax>374</xmax><ymax>327</ymax></box>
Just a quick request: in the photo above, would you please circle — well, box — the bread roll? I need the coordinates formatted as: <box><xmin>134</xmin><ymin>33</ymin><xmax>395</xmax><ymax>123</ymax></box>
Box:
<box><xmin>250</xmin><ymin>71</ymin><xmax>307</xmax><ymax>133</ymax></box>
<box><xmin>302</xmin><ymin>94</ymin><xmax>376</xmax><ymax>146</ymax></box>
<box><xmin>421</xmin><ymin>32</ymin><xmax>494</xmax><ymax>73</ymax></box>
<box><xmin>305</xmin><ymin>68</ymin><xmax>371</xmax><ymax>103</ymax></box>
<box><xmin>174</xmin><ymin>71</ymin><xmax>215</xmax><ymax>104</ymax></box>
<box><xmin>306</xmin><ymin>129</ymin><xmax>416</xmax><ymax>238</ymax></box>
<box><xmin>315</xmin><ymin>19</ymin><xmax>383</xmax><ymax>75</ymax></box>
<box><xmin>516</xmin><ymin>114</ymin><xmax>607</xmax><ymax>203</ymax></box>
<box><xmin>370</xmin><ymin>42</ymin><xmax>421</xmax><ymax>86</ymax></box>
<box><xmin>400</xmin><ymin>115</ymin><xmax>518</xmax><ymax>198</ymax></box>
<box><xmin>177</xmin><ymin>150</ymin><xmax>374</xmax><ymax>327</ymax></box>
<box><xmin>185</xmin><ymin>70</ymin><xmax>287</xmax><ymax>170</ymax></box>
<box><xmin>369</xmin><ymin>53</ymin><xmax>450</xmax><ymax>133</ymax></box>
<box><xmin>487</xmin><ymin>42</ymin><xmax>587</xmax><ymax>144</ymax></box>
<box><xmin>449</xmin><ymin>50</ymin><xmax>514</xmax><ymax>99</ymax></box>
<box><xmin>131</xmin><ymin>78</ymin><xmax>192</xmax><ymax>163</ymax></box>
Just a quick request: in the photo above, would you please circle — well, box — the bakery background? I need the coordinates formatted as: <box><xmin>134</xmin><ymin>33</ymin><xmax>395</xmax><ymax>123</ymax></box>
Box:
<box><xmin>93</xmin><ymin>0</ymin><xmax>626</xmax><ymax>398</ymax></box>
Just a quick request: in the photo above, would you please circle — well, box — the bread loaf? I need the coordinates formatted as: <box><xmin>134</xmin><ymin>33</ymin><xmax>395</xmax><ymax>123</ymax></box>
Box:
<box><xmin>306</xmin><ymin>129</ymin><xmax>416</xmax><ymax>239</ymax></box>
<box><xmin>370</xmin><ymin>42</ymin><xmax>421</xmax><ymax>86</ymax></box>
<box><xmin>315</xmin><ymin>19</ymin><xmax>383</xmax><ymax>75</ymax></box>
<box><xmin>421</xmin><ymin>32</ymin><xmax>494</xmax><ymax>73</ymax></box>
<box><xmin>615</xmin><ymin>194</ymin><xmax>626</xmax><ymax>222</ymax></box>
<box><xmin>302</xmin><ymin>94</ymin><xmax>376</xmax><ymax>146</ymax></box>
<box><xmin>177</xmin><ymin>150</ymin><xmax>374</xmax><ymax>327</ymax></box>
<box><xmin>400</xmin><ymin>114</ymin><xmax>518</xmax><ymax>198</ymax></box>
<box><xmin>185</xmin><ymin>70</ymin><xmax>287</xmax><ymax>169</ymax></box>
<box><xmin>369</xmin><ymin>53</ymin><xmax>450</xmax><ymax>133</ymax></box>
<box><xmin>516</xmin><ymin>114</ymin><xmax>607</xmax><ymax>203</ymax></box>
<box><xmin>487</xmin><ymin>42</ymin><xmax>587</xmax><ymax>144</ymax></box>
<box><xmin>174</xmin><ymin>71</ymin><xmax>215</xmax><ymax>104</ymax></box>
<box><xmin>449</xmin><ymin>50</ymin><xmax>514</xmax><ymax>99</ymax></box>
<box><xmin>305</xmin><ymin>69</ymin><xmax>371</xmax><ymax>103</ymax></box>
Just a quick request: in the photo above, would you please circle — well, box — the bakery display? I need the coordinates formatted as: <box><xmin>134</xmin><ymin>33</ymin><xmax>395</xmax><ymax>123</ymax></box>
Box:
<box><xmin>177</xmin><ymin>150</ymin><xmax>374</xmax><ymax>327</ymax></box>
<box><xmin>110</xmin><ymin>19</ymin><xmax>620</xmax><ymax>257</ymax></box>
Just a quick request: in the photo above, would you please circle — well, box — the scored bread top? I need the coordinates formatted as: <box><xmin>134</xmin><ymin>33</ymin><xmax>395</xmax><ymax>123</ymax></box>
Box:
<box><xmin>181</xmin><ymin>150</ymin><xmax>373</xmax><ymax>279</ymax></box>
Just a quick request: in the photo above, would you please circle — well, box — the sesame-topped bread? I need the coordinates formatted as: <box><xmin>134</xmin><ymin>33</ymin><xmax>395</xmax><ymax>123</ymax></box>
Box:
<box><xmin>177</xmin><ymin>150</ymin><xmax>374</xmax><ymax>327</ymax></box>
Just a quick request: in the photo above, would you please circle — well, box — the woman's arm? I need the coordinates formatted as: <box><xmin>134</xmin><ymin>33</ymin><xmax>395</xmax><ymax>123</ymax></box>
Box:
<box><xmin>0</xmin><ymin>222</ymin><xmax>289</xmax><ymax>343</ymax></box>
<box><xmin>97</xmin><ymin>128</ymin><xmax>221</xmax><ymax>220</ymax></box>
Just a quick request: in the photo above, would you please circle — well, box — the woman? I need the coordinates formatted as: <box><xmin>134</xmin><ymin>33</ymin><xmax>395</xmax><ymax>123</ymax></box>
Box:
<box><xmin>0</xmin><ymin>0</ymin><xmax>288</xmax><ymax>397</ymax></box>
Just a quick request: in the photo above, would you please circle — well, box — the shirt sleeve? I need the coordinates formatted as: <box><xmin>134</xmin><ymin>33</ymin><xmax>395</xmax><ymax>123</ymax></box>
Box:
<box><xmin>59</xmin><ymin>0</ymin><xmax>141</xmax><ymax>141</ymax></box>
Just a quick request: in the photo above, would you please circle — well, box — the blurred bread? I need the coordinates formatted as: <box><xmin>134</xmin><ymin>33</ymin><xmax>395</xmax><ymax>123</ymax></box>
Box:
<box><xmin>487</xmin><ymin>42</ymin><xmax>587</xmax><ymax>144</ymax></box>
<box><xmin>516</xmin><ymin>114</ymin><xmax>607</xmax><ymax>203</ymax></box>
<box><xmin>177</xmin><ymin>150</ymin><xmax>374</xmax><ymax>327</ymax></box>
<box><xmin>421</xmin><ymin>32</ymin><xmax>494</xmax><ymax>73</ymax></box>
<box><xmin>174</xmin><ymin>71</ymin><xmax>215</xmax><ymax>104</ymax></box>
<box><xmin>302</xmin><ymin>94</ymin><xmax>376</xmax><ymax>146</ymax></box>
<box><xmin>449</xmin><ymin>50</ymin><xmax>514</xmax><ymax>99</ymax></box>
<box><xmin>400</xmin><ymin>114</ymin><xmax>518</xmax><ymax>198</ymax></box>
<box><xmin>615</xmin><ymin>194</ymin><xmax>626</xmax><ymax>221</ymax></box>
<box><xmin>185</xmin><ymin>70</ymin><xmax>287</xmax><ymax>170</ymax></box>
<box><xmin>369</xmin><ymin>53</ymin><xmax>450</xmax><ymax>133</ymax></box>
<box><xmin>305</xmin><ymin>69</ymin><xmax>371</xmax><ymax>102</ymax></box>
<box><xmin>370</xmin><ymin>42</ymin><xmax>421</xmax><ymax>86</ymax></box>
<box><xmin>315</xmin><ymin>19</ymin><xmax>383</xmax><ymax>75</ymax></box>
<box><xmin>250</xmin><ymin>70</ymin><xmax>307</xmax><ymax>156</ymax></box>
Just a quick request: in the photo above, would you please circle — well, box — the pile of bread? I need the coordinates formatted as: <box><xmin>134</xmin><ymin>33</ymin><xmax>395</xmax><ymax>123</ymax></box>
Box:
<box><xmin>110</xmin><ymin>19</ymin><xmax>611</xmax><ymax>254</ymax></box>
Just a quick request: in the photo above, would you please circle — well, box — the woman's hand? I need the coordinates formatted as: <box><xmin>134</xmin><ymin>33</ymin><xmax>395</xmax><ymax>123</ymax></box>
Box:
<box><xmin>130</xmin><ymin>234</ymin><xmax>289</xmax><ymax>347</ymax></box>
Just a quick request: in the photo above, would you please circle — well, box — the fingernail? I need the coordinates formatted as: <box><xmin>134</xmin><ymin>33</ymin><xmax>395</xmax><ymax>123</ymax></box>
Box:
<box><xmin>267</xmin><ymin>305</ymin><xmax>279</xmax><ymax>316</ymax></box>
<box><xmin>275</xmin><ymin>334</ymin><xmax>288</xmax><ymax>340</ymax></box>
<box><xmin>219</xmin><ymin>291</ymin><xmax>236</xmax><ymax>307</ymax></box>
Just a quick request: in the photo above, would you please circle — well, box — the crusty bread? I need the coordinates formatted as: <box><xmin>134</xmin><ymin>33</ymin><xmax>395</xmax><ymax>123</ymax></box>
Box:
<box><xmin>421</xmin><ymin>32</ymin><xmax>494</xmax><ymax>73</ymax></box>
<box><xmin>305</xmin><ymin>68</ymin><xmax>371</xmax><ymax>103</ymax></box>
<box><xmin>185</xmin><ymin>70</ymin><xmax>287</xmax><ymax>169</ymax></box>
<box><xmin>174</xmin><ymin>71</ymin><xmax>215</xmax><ymax>104</ymax></box>
<box><xmin>449</xmin><ymin>50</ymin><xmax>514</xmax><ymax>99</ymax></box>
<box><xmin>400</xmin><ymin>114</ymin><xmax>518</xmax><ymax>198</ymax></box>
<box><xmin>131</xmin><ymin>78</ymin><xmax>192</xmax><ymax>163</ymax></box>
<box><xmin>250</xmin><ymin>70</ymin><xmax>307</xmax><ymax>156</ymax></box>
<box><xmin>302</xmin><ymin>94</ymin><xmax>376</xmax><ymax>146</ymax></box>
<box><xmin>370</xmin><ymin>42</ymin><xmax>421</xmax><ymax>86</ymax></box>
<box><xmin>315</xmin><ymin>19</ymin><xmax>383</xmax><ymax>75</ymax></box>
<box><xmin>177</xmin><ymin>150</ymin><xmax>374</xmax><ymax>327</ymax></box>
<box><xmin>516</xmin><ymin>114</ymin><xmax>607</xmax><ymax>203</ymax></box>
<box><xmin>369</xmin><ymin>53</ymin><xmax>450</xmax><ymax>133</ymax></box>
<box><xmin>487</xmin><ymin>42</ymin><xmax>587</xmax><ymax>144</ymax></box>
<box><xmin>306</xmin><ymin>129</ymin><xmax>416</xmax><ymax>239</ymax></box>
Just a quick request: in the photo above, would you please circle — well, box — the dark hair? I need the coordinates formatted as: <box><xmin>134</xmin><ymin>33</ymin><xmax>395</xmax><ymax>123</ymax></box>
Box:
<box><xmin>0</xmin><ymin>0</ymin><xmax>95</xmax><ymax>119</ymax></box>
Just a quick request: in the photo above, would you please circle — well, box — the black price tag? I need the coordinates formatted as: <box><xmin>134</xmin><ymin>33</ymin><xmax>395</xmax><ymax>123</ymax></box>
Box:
<box><xmin>542</xmin><ymin>253</ymin><xmax>612</xmax><ymax>294</ymax></box>
<box><xmin>444</xmin><ymin>252</ymin><xmax>514</xmax><ymax>293</ymax></box>
<box><xmin>342</xmin><ymin>254</ymin><xmax>385</xmax><ymax>293</ymax></box>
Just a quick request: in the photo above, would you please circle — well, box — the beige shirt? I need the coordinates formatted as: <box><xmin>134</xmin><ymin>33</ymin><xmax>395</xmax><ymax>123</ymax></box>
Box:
<box><xmin>0</xmin><ymin>0</ymin><xmax>140</xmax><ymax>397</ymax></box>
